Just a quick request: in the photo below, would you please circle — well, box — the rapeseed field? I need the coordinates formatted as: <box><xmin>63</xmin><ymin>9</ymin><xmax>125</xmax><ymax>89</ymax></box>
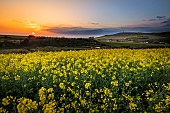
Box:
<box><xmin>0</xmin><ymin>49</ymin><xmax>170</xmax><ymax>112</ymax></box>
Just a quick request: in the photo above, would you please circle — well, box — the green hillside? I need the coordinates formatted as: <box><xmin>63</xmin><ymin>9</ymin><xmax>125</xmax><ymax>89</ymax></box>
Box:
<box><xmin>96</xmin><ymin>32</ymin><xmax>170</xmax><ymax>44</ymax></box>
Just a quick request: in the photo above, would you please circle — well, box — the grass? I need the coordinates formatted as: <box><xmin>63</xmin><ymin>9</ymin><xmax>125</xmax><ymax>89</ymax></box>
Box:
<box><xmin>96</xmin><ymin>32</ymin><xmax>170</xmax><ymax>45</ymax></box>
<box><xmin>100</xmin><ymin>41</ymin><xmax>170</xmax><ymax>48</ymax></box>
<box><xmin>0</xmin><ymin>35</ymin><xmax>27</xmax><ymax>41</ymax></box>
<box><xmin>0</xmin><ymin>46</ymin><xmax>104</xmax><ymax>54</ymax></box>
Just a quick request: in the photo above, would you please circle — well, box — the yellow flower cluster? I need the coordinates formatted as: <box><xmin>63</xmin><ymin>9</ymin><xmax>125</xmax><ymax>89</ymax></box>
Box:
<box><xmin>17</xmin><ymin>97</ymin><xmax>38</xmax><ymax>113</ymax></box>
<box><xmin>85</xmin><ymin>83</ymin><xmax>91</xmax><ymax>89</ymax></box>
<box><xmin>2</xmin><ymin>96</ymin><xmax>16</xmax><ymax>106</ymax></box>
<box><xmin>38</xmin><ymin>87</ymin><xmax>57</xmax><ymax>113</ymax></box>
<box><xmin>0</xmin><ymin>48</ymin><xmax>169</xmax><ymax>112</ymax></box>
<box><xmin>0</xmin><ymin>107</ymin><xmax>8</xmax><ymax>113</ymax></box>
<box><xmin>59</xmin><ymin>83</ymin><xmax>65</xmax><ymax>89</ymax></box>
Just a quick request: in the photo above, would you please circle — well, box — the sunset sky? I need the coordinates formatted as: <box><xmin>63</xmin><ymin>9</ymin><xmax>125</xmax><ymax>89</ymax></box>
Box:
<box><xmin>0</xmin><ymin>0</ymin><xmax>170</xmax><ymax>37</ymax></box>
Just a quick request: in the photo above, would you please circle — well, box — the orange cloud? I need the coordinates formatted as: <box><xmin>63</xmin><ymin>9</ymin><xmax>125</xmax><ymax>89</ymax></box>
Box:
<box><xmin>13</xmin><ymin>20</ymin><xmax>41</xmax><ymax>31</ymax></box>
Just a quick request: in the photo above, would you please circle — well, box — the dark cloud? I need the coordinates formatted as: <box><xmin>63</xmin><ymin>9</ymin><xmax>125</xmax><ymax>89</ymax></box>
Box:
<box><xmin>161</xmin><ymin>21</ymin><xmax>169</xmax><ymax>24</ymax></box>
<box><xmin>161</xmin><ymin>18</ymin><xmax>170</xmax><ymax>24</ymax></box>
<box><xmin>148</xmin><ymin>19</ymin><xmax>156</xmax><ymax>21</ymax></box>
<box><xmin>137</xmin><ymin>16</ymin><xmax>170</xmax><ymax>32</ymax></box>
<box><xmin>119</xmin><ymin>22</ymin><xmax>170</xmax><ymax>33</ymax></box>
<box><xmin>45</xmin><ymin>27</ymin><xmax>119</xmax><ymax>36</ymax></box>
<box><xmin>45</xmin><ymin>18</ymin><xmax>170</xmax><ymax>37</ymax></box>
<box><xmin>45</xmin><ymin>25</ymin><xmax>170</xmax><ymax>37</ymax></box>
<box><xmin>156</xmin><ymin>16</ymin><xmax>166</xmax><ymax>20</ymax></box>
<box><xmin>161</xmin><ymin>18</ymin><xmax>170</xmax><ymax>27</ymax></box>
<box><xmin>88</xmin><ymin>22</ymin><xmax>99</xmax><ymax>25</ymax></box>
<box><xmin>144</xmin><ymin>16</ymin><xmax>166</xmax><ymax>22</ymax></box>
<box><xmin>125</xmin><ymin>26</ymin><xmax>154</xmax><ymax>32</ymax></box>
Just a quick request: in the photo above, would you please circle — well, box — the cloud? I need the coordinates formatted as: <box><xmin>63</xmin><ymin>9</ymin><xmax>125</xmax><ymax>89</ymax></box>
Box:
<box><xmin>45</xmin><ymin>27</ymin><xmax>119</xmax><ymax>36</ymax></box>
<box><xmin>12</xmin><ymin>20</ymin><xmax>25</xmax><ymax>23</ymax></box>
<box><xmin>45</xmin><ymin>16</ymin><xmax>170</xmax><ymax>37</ymax></box>
<box><xmin>161</xmin><ymin>21</ymin><xmax>169</xmax><ymax>24</ymax></box>
<box><xmin>45</xmin><ymin>24</ymin><xmax>170</xmax><ymax>37</ymax></box>
<box><xmin>12</xmin><ymin>20</ymin><xmax>41</xmax><ymax>31</ymax></box>
<box><xmin>148</xmin><ymin>19</ymin><xmax>157</xmax><ymax>21</ymax></box>
<box><xmin>138</xmin><ymin>16</ymin><xmax>170</xmax><ymax>32</ymax></box>
<box><xmin>122</xmin><ymin>26</ymin><xmax>170</xmax><ymax>33</ymax></box>
<box><xmin>161</xmin><ymin>18</ymin><xmax>170</xmax><ymax>27</ymax></box>
<box><xmin>144</xmin><ymin>16</ymin><xmax>166</xmax><ymax>22</ymax></box>
<box><xmin>88</xmin><ymin>22</ymin><xmax>99</xmax><ymax>25</ymax></box>
<box><xmin>129</xmin><ymin>19</ymin><xmax>170</xmax><ymax>32</ymax></box>
<box><xmin>156</xmin><ymin>16</ymin><xmax>166</xmax><ymax>20</ymax></box>
<box><xmin>123</xmin><ymin>26</ymin><xmax>154</xmax><ymax>32</ymax></box>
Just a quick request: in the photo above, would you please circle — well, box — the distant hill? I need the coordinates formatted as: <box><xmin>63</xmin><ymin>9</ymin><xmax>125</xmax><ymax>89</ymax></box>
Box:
<box><xmin>96</xmin><ymin>32</ymin><xmax>170</xmax><ymax>44</ymax></box>
<box><xmin>0</xmin><ymin>35</ymin><xmax>27</xmax><ymax>41</ymax></box>
<box><xmin>0</xmin><ymin>34</ymin><xmax>105</xmax><ymax>49</ymax></box>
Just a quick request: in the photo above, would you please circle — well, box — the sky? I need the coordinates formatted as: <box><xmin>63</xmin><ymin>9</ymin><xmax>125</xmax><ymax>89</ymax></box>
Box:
<box><xmin>0</xmin><ymin>0</ymin><xmax>170</xmax><ymax>37</ymax></box>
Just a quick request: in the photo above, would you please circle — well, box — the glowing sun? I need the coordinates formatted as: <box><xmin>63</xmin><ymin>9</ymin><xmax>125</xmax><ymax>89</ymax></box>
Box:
<box><xmin>32</xmin><ymin>32</ymin><xmax>35</xmax><ymax>35</ymax></box>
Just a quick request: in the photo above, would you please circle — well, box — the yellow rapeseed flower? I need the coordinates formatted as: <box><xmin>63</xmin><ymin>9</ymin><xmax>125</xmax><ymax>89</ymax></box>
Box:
<box><xmin>14</xmin><ymin>75</ymin><xmax>20</xmax><ymax>80</ymax></box>
<box><xmin>17</xmin><ymin>97</ymin><xmax>38</xmax><ymax>113</ymax></box>
<box><xmin>85</xmin><ymin>83</ymin><xmax>91</xmax><ymax>89</ymax></box>
<box><xmin>0</xmin><ymin>107</ymin><xmax>8</xmax><ymax>113</ymax></box>
<box><xmin>129</xmin><ymin>102</ymin><xmax>137</xmax><ymax>111</ymax></box>
<box><xmin>47</xmin><ymin>88</ymin><xmax>54</xmax><ymax>93</ymax></box>
<box><xmin>43</xmin><ymin>101</ymin><xmax>56</xmax><ymax>113</ymax></box>
<box><xmin>111</xmin><ymin>80</ymin><xmax>118</xmax><ymax>87</ymax></box>
<box><xmin>59</xmin><ymin>83</ymin><xmax>65</xmax><ymax>89</ymax></box>
<box><xmin>2</xmin><ymin>98</ymin><xmax>10</xmax><ymax>106</ymax></box>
